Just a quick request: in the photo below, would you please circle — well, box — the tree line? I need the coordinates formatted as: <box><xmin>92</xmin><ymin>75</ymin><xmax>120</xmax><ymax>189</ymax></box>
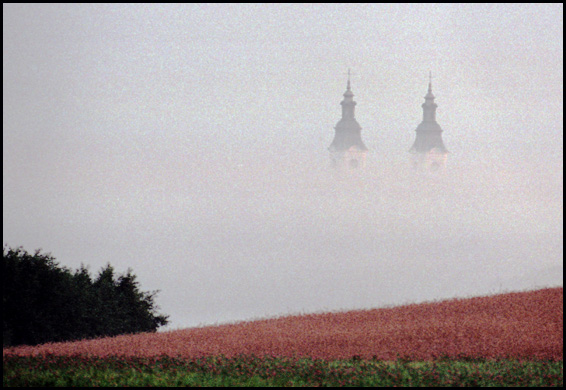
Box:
<box><xmin>3</xmin><ymin>246</ymin><xmax>168</xmax><ymax>347</ymax></box>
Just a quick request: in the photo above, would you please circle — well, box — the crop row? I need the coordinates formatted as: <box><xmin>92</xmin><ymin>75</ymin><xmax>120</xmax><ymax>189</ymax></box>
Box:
<box><xmin>3</xmin><ymin>354</ymin><xmax>563</xmax><ymax>387</ymax></box>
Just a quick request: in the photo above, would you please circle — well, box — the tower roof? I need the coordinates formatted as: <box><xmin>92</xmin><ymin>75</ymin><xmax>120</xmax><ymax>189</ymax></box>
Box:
<box><xmin>329</xmin><ymin>71</ymin><xmax>368</xmax><ymax>152</ymax></box>
<box><xmin>424</xmin><ymin>71</ymin><xmax>435</xmax><ymax>99</ymax></box>
<box><xmin>343</xmin><ymin>69</ymin><xmax>354</xmax><ymax>98</ymax></box>
<box><xmin>410</xmin><ymin>74</ymin><xmax>448</xmax><ymax>154</ymax></box>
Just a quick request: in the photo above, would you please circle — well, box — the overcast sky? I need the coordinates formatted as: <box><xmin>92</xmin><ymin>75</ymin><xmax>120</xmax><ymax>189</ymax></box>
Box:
<box><xmin>3</xmin><ymin>3</ymin><xmax>563</xmax><ymax>329</ymax></box>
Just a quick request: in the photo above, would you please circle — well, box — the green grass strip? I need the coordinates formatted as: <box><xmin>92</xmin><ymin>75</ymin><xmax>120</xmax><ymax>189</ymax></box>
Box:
<box><xmin>3</xmin><ymin>354</ymin><xmax>563</xmax><ymax>387</ymax></box>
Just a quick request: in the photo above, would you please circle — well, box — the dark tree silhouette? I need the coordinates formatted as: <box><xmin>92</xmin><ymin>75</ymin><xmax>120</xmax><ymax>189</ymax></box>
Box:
<box><xmin>3</xmin><ymin>246</ymin><xmax>168</xmax><ymax>347</ymax></box>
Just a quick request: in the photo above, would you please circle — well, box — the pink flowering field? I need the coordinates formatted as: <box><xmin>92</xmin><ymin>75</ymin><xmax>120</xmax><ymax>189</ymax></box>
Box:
<box><xmin>4</xmin><ymin>287</ymin><xmax>562</xmax><ymax>361</ymax></box>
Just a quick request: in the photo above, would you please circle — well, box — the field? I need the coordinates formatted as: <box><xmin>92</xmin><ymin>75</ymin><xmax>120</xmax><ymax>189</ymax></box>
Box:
<box><xmin>3</xmin><ymin>287</ymin><xmax>563</xmax><ymax>386</ymax></box>
<box><xmin>4</xmin><ymin>355</ymin><xmax>563</xmax><ymax>387</ymax></box>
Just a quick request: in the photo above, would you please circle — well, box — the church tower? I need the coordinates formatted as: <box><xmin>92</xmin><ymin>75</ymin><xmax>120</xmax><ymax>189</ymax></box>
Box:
<box><xmin>329</xmin><ymin>70</ymin><xmax>368</xmax><ymax>169</ymax></box>
<box><xmin>409</xmin><ymin>74</ymin><xmax>448</xmax><ymax>171</ymax></box>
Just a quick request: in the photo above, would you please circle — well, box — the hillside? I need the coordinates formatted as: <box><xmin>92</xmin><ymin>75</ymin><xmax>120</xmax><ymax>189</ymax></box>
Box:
<box><xmin>4</xmin><ymin>287</ymin><xmax>562</xmax><ymax>361</ymax></box>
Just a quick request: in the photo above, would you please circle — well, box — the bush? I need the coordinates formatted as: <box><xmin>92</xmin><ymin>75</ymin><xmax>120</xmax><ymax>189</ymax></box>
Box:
<box><xmin>3</xmin><ymin>246</ymin><xmax>168</xmax><ymax>347</ymax></box>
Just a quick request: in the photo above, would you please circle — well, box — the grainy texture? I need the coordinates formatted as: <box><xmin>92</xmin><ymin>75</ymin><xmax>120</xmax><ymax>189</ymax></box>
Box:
<box><xmin>4</xmin><ymin>288</ymin><xmax>562</xmax><ymax>361</ymax></box>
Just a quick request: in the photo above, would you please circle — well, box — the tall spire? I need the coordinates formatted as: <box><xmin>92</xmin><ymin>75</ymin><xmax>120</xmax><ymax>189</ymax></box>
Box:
<box><xmin>343</xmin><ymin>68</ymin><xmax>354</xmax><ymax>101</ymax></box>
<box><xmin>329</xmin><ymin>70</ymin><xmax>368</xmax><ymax>169</ymax></box>
<box><xmin>422</xmin><ymin>72</ymin><xmax>437</xmax><ymax>122</ymax></box>
<box><xmin>410</xmin><ymin>74</ymin><xmax>448</xmax><ymax>154</ymax></box>
<box><xmin>341</xmin><ymin>69</ymin><xmax>355</xmax><ymax>117</ymax></box>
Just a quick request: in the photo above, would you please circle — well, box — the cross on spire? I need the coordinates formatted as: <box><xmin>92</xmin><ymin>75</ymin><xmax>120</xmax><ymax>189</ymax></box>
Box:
<box><xmin>344</xmin><ymin>68</ymin><xmax>357</xmax><ymax>79</ymax></box>
<box><xmin>346</xmin><ymin>68</ymin><xmax>354</xmax><ymax>89</ymax></box>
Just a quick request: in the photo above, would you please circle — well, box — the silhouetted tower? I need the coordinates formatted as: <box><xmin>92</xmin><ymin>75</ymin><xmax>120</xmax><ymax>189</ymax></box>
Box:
<box><xmin>329</xmin><ymin>70</ymin><xmax>368</xmax><ymax>169</ymax></box>
<box><xmin>409</xmin><ymin>73</ymin><xmax>448</xmax><ymax>171</ymax></box>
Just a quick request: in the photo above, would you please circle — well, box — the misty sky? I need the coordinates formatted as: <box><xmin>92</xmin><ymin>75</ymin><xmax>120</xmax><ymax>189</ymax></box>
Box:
<box><xmin>3</xmin><ymin>3</ymin><xmax>563</xmax><ymax>329</ymax></box>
